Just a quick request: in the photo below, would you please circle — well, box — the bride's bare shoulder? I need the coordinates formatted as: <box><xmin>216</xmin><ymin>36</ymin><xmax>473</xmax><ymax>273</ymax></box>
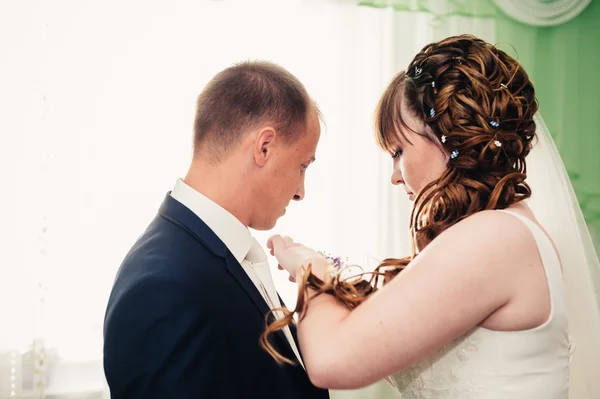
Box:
<box><xmin>427</xmin><ymin>205</ymin><xmax>539</xmax><ymax>259</ymax></box>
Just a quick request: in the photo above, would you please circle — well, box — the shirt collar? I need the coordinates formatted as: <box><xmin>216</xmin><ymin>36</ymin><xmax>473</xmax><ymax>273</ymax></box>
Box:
<box><xmin>170</xmin><ymin>179</ymin><xmax>251</xmax><ymax>263</ymax></box>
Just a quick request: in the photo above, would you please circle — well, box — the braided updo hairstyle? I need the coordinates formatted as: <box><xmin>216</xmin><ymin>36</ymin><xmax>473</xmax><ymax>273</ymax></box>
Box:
<box><xmin>261</xmin><ymin>34</ymin><xmax>539</xmax><ymax>365</ymax></box>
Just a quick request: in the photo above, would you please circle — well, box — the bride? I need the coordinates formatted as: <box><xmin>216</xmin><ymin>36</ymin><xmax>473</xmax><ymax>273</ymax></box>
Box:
<box><xmin>262</xmin><ymin>34</ymin><xmax>600</xmax><ymax>398</ymax></box>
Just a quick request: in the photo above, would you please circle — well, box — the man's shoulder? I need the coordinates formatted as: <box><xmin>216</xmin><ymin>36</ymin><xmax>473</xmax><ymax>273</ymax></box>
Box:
<box><xmin>104</xmin><ymin>247</ymin><xmax>222</xmax><ymax>334</ymax></box>
<box><xmin>116</xmin><ymin>230</ymin><xmax>223</xmax><ymax>291</ymax></box>
<box><xmin>108</xmin><ymin>217</ymin><xmax>227</xmax><ymax>305</ymax></box>
<box><xmin>126</xmin><ymin>211</ymin><xmax>222</xmax><ymax>266</ymax></box>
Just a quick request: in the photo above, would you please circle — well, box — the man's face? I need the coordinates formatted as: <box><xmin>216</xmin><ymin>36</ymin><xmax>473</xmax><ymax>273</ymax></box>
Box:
<box><xmin>249</xmin><ymin>111</ymin><xmax>320</xmax><ymax>230</ymax></box>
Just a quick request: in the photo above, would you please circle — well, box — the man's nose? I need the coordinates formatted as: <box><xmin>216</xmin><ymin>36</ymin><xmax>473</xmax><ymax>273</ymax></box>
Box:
<box><xmin>293</xmin><ymin>179</ymin><xmax>305</xmax><ymax>201</ymax></box>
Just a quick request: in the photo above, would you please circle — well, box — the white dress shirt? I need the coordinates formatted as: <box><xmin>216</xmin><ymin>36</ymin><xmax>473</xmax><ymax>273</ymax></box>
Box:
<box><xmin>170</xmin><ymin>179</ymin><xmax>304</xmax><ymax>367</ymax></box>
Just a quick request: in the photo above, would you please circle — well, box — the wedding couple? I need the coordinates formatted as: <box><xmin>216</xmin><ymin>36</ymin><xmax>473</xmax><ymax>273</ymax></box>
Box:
<box><xmin>103</xmin><ymin>35</ymin><xmax>600</xmax><ymax>398</ymax></box>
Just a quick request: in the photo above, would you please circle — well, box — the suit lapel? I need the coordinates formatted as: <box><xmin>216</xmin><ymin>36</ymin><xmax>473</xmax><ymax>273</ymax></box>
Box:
<box><xmin>279</xmin><ymin>294</ymin><xmax>305</xmax><ymax>365</ymax></box>
<box><xmin>158</xmin><ymin>193</ymin><xmax>296</xmax><ymax>358</ymax></box>
<box><xmin>225</xmin><ymin>255</ymin><xmax>292</xmax><ymax>352</ymax></box>
<box><xmin>225</xmin><ymin>254</ymin><xmax>272</xmax><ymax>319</ymax></box>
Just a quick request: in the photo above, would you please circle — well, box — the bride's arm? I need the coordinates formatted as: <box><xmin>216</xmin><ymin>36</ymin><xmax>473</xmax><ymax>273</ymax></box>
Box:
<box><xmin>290</xmin><ymin>211</ymin><xmax>528</xmax><ymax>389</ymax></box>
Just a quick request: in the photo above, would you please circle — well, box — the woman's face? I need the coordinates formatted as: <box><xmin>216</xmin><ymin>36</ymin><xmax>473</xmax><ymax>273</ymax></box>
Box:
<box><xmin>389</xmin><ymin>99</ymin><xmax>449</xmax><ymax>201</ymax></box>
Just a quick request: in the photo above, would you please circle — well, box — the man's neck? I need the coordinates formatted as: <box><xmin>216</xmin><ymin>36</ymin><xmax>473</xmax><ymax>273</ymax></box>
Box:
<box><xmin>183</xmin><ymin>160</ymin><xmax>252</xmax><ymax>227</ymax></box>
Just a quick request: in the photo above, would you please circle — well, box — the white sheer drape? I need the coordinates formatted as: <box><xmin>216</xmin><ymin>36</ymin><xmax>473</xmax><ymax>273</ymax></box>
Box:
<box><xmin>525</xmin><ymin>115</ymin><xmax>600</xmax><ymax>398</ymax></box>
<box><xmin>492</xmin><ymin>0</ymin><xmax>591</xmax><ymax>26</ymax></box>
<box><xmin>0</xmin><ymin>1</ymin><xmax>492</xmax><ymax>398</ymax></box>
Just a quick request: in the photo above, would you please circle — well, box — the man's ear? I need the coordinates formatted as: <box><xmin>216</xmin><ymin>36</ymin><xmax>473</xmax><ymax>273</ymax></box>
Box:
<box><xmin>254</xmin><ymin>127</ymin><xmax>277</xmax><ymax>167</ymax></box>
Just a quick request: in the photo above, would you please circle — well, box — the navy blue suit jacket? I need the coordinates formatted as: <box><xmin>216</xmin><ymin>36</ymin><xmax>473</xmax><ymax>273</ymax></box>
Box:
<box><xmin>103</xmin><ymin>194</ymin><xmax>329</xmax><ymax>399</ymax></box>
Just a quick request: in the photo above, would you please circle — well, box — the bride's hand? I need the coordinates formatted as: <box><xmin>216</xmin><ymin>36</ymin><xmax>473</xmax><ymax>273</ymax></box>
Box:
<box><xmin>267</xmin><ymin>235</ymin><xmax>329</xmax><ymax>282</ymax></box>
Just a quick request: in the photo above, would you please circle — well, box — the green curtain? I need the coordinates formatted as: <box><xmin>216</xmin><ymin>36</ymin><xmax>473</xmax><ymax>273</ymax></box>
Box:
<box><xmin>495</xmin><ymin>2</ymin><xmax>600</xmax><ymax>250</ymax></box>
<box><xmin>358</xmin><ymin>0</ymin><xmax>496</xmax><ymax>17</ymax></box>
<box><xmin>359</xmin><ymin>0</ymin><xmax>600</xmax><ymax>251</ymax></box>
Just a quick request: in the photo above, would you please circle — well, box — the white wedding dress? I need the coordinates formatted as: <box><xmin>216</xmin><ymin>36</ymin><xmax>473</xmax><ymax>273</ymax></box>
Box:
<box><xmin>388</xmin><ymin>115</ymin><xmax>600</xmax><ymax>398</ymax></box>
<box><xmin>388</xmin><ymin>210</ymin><xmax>570</xmax><ymax>398</ymax></box>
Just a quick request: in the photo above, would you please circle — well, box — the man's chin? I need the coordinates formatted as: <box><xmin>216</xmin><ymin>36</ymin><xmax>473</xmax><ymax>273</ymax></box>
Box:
<box><xmin>249</xmin><ymin>217</ymin><xmax>280</xmax><ymax>231</ymax></box>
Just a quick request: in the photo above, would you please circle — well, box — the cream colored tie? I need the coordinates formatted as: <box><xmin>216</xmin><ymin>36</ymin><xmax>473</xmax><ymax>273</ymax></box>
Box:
<box><xmin>245</xmin><ymin>238</ymin><xmax>304</xmax><ymax>368</ymax></box>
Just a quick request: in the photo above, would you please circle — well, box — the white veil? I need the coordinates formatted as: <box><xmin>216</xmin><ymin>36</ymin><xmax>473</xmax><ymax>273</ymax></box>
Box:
<box><xmin>526</xmin><ymin>114</ymin><xmax>600</xmax><ymax>398</ymax></box>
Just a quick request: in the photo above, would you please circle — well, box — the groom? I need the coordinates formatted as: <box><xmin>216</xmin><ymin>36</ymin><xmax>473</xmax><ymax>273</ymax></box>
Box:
<box><xmin>103</xmin><ymin>61</ymin><xmax>328</xmax><ymax>399</ymax></box>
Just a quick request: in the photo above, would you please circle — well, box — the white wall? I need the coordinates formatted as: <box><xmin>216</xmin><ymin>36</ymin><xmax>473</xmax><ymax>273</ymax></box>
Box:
<box><xmin>1</xmin><ymin>1</ymin><xmax>414</xmax><ymax>397</ymax></box>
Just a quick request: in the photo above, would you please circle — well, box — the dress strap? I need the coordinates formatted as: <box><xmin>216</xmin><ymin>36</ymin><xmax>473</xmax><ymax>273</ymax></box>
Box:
<box><xmin>496</xmin><ymin>209</ymin><xmax>565</xmax><ymax>311</ymax></box>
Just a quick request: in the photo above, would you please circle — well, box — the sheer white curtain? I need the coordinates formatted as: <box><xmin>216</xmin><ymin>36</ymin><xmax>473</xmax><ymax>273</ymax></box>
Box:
<box><xmin>492</xmin><ymin>0</ymin><xmax>591</xmax><ymax>26</ymax></box>
<box><xmin>0</xmin><ymin>1</ymin><xmax>492</xmax><ymax>398</ymax></box>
